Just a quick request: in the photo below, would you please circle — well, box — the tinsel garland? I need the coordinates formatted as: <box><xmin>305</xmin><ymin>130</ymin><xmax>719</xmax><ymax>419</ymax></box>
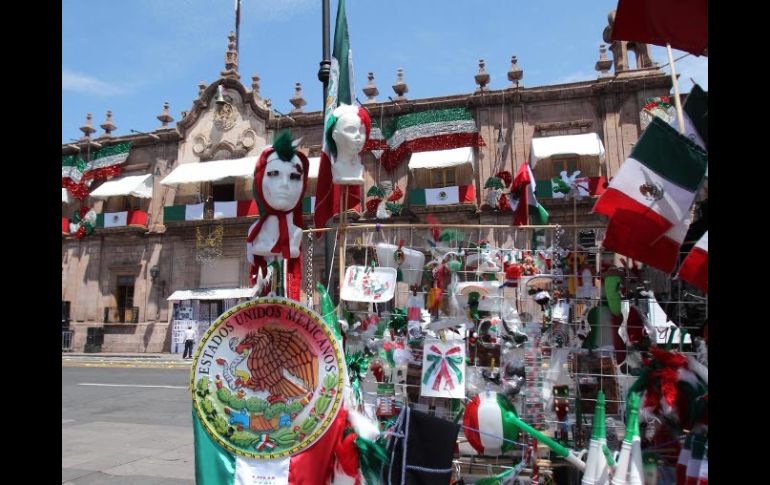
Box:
<box><xmin>346</xmin><ymin>351</ymin><xmax>370</xmax><ymax>405</ymax></box>
<box><xmin>365</xmin><ymin>198</ymin><xmax>381</xmax><ymax>215</ymax></box>
<box><xmin>366</xmin><ymin>185</ymin><xmax>385</xmax><ymax>198</ymax></box>
<box><xmin>70</xmin><ymin>206</ymin><xmax>96</xmax><ymax>239</ymax></box>
<box><xmin>385</xmin><ymin>202</ymin><xmax>403</xmax><ymax>216</ymax></box>
<box><xmin>496</xmin><ymin>170</ymin><xmax>512</xmax><ymax>188</ymax></box>
<box><xmin>643</xmin><ymin>96</ymin><xmax>673</xmax><ymax>112</ymax></box>
<box><xmin>381</xmin><ymin>108</ymin><xmax>474</xmax><ymax>139</ymax></box>
<box><xmin>61</xmin><ymin>155</ymin><xmax>88</xmax><ymax>183</ymax></box>
<box><xmin>62</xmin><ymin>179</ymin><xmax>92</xmax><ymax>200</ymax></box>
<box><xmin>81</xmin><ymin>164</ymin><xmax>122</xmax><ymax>181</ymax></box>
<box><xmin>381</xmin><ymin>132</ymin><xmax>484</xmax><ymax>171</ymax></box>
<box><xmin>484</xmin><ymin>176</ymin><xmax>505</xmax><ymax>190</ymax></box>
<box><xmin>355</xmin><ymin>436</ymin><xmax>388</xmax><ymax>485</ymax></box>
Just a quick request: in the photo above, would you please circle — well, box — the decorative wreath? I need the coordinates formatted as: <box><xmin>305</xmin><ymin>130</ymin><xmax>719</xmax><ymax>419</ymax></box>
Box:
<box><xmin>70</xmin><ymin>207</ymin><xmax>97</xmax><ymax>239</ymax></box>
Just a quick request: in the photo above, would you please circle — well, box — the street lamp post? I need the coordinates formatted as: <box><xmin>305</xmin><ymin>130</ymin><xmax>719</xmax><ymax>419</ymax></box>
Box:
<box><xmin>318</xmin><ymin>0</ymin><xmax>334</xmax><ymax>300</ymax></box>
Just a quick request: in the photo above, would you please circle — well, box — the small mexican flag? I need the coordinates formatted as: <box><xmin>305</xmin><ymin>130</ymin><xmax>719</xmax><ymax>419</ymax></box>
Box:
<box><xmin>678</xmin><ymin>231</ymin><xmax>708</xmax><ymax>293</ymax></box>
<box><xmin>593</xmin><ymin>117</ymin><xmax>707</xmax><ymax>272</ymax></box>
<box><xmin>510</xmin><ymin>162</ymin><xmax>548</xmax><ymax>226</ymax></box>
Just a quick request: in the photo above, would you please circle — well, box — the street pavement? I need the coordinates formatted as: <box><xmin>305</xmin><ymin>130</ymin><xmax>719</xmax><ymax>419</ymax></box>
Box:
<box><xmin>62</xmin><ymin>353</ymin><xmax>192</xmax><ymax>369</ymax></box>
<box><xmin>62</xmin><ymin>363</ymin><xmax>195</xmax><ymax>484</ymax></box>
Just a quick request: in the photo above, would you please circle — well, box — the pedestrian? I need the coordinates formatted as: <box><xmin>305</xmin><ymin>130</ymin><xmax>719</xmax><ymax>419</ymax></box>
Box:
<box><xmin>183</xmin><ymin>324</ymin><xmax>197</xmax><ymax>359</ymax></box>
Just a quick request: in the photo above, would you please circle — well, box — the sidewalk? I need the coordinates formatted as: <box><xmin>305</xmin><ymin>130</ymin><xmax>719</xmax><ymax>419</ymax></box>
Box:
<box><xmin>63</xmin><ymin>352</ymin><xmax>187</xmax><ymax>359</ymax></box>
<box><xmin>62</xmin><ymin>352</ymin><xmax>192</xmax><ymax>368</ymax></box>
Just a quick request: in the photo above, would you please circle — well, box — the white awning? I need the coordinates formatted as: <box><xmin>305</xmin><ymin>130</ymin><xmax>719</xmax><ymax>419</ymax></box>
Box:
<box><xmin>308</xmin><ymin>156</ymin><xmax>320</xmax><ymax>179</ymax></box>
<box><xmin>62</xmin><ymin>188</ymin><xmax>71</xmax><ymax>204</ymax></box>
<box><xmin>160</xmin><ymin>157</ymin><xmax>258</xmax><ymax>186</ymax></box>
<box><xmin>408</xmin><ymin>147</ymin><xmax>475</xmax><ymax>171</ymax></box>
<box><xmin>90</xmin><ymin>174</ymin><xmax>153</xmax><ymax>199</ymax></box>
<box><xmin>529</xmin><ymin>133</ymin><xmax>605</xmax><ymax>169</ymax></box>
<box><xmin>167</xmin><ymin>287</ymin><xmax>257</xmax><ymax>301</ymax></box>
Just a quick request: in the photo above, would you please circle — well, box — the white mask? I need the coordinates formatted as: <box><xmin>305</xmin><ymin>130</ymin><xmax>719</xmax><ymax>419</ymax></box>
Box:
<box><xmin>261</xmin><ymin>157</ymin><xmax>303</xmax><ymax>211</ymax></box>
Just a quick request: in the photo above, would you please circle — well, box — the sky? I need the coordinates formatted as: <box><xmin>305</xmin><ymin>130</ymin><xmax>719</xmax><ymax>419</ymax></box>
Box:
<box><xmin>62</xmin><ymin>0</ymin><xmax>708</xmax><ymax>143</ymax></box>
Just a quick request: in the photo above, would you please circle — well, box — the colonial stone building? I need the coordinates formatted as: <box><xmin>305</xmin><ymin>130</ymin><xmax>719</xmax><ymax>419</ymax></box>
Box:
<box><xmin>62</xmin><ymin>22</ymin><xmax>672</xmax><ymax>353</ymax></box>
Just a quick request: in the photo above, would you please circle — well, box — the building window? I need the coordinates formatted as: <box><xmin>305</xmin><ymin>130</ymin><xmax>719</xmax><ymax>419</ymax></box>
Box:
<box><xmin>212</xmin><ymin>182</ymin><xmax>235</xmax><ymax>202</ymax></box>
<box><xmin>431</xmin><ymin>168</ymin><xmax>456</xmax><ymax>188</ymax></box>
<box><xmin>116</xmin><ymin>275</ymin><xmax>135</xmax><ymax>321</ymax></box>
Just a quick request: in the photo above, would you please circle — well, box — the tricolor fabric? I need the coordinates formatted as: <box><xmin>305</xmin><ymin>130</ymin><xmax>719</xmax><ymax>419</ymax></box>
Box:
<box><xmin>314</xmin><ymin>0</ymin><xmax>361</xmax><ymax>233</ymax></box>
<box><xmin>678</xmin><ymin>231</ymin><xmax>707</xmax><ymax>293</ymax></box>
<box><xmin>510</xmin><ymin>162</ymin><xmax>548</xmax><ymax>226</ymax></box>
<box><xmin>463</xmin><ymin>392</ymin><xmax>519</xmax><ymax>455</ymax></box>
<box><xmin>611</xmin><ymin>0</ymin><xmax>708</xmax><ymax>56</ymax></box>
<box><xmin>593</xmin><ymin>118</ymin><xmax>707</xmax><ymax>272</ymax></box>
<box><xmin>408</xmin><ymin>185</ymin><xmax>475</xmax><ymax>206</ymax></box>
<box><xmin>193</xmin><ymin>406</ymin><xmax>349</xmax><ymax>485</ymax></box>
<box><xmin>214</xmin><ymin>201</ymin><xmax>239</xmax><ymax>219</ymax></box>
<box><xmin>163</xmin><ymin>201</ymin><xmax>258</xmax><ymax>222</ymax></box>
<box><xmin>62</xmin><ymin>142</ymin><xmax>132</xmax><ymax>200</ymax></box>
<box><xmin>380</xmin><ymin>108</ymin><xmax>483</xmax><ymax>171</ymax></box>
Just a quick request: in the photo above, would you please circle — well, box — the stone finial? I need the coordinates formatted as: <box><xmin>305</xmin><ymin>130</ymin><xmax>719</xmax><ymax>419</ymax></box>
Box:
<box><xmin>392</xmin><ymin>68</ymin><xmax>408</xmax><ymax>100</ymax></box>
<box><xmin>251</xmin><ymin>74</ymin><xmax>261</xmax><ymax>99</ymax></box>
<box><xmin>98</xmin><ymin>110</ymin><xmax>117</xmax><ymax>138</ymax></box>
<box><xmin>221</xmin><ymin>31</ymin><xmax>240</xmax><ymax>80</ymax></box>
<box><xmin>362</xmin><ymin>72</ymin><xmax>379</xmax><ymax>104</ymax></box>
<box><xmin>289</xmin><ymin>83</ymin><xmax>307</xmax><ymax>113</ymax></box>
<box><xmin>198</xmin><ymin>81</ymin><xmax>207</xmax><ymax>96</ymax></box>
<box><xmin>475</xmin><ymin>59</ymin><xmax>490</xmax><ymax>92</ymax></box>
<box><xmin>157</xmin><ymin>101</ymin><xmax>174</xmax><ymax>128</ymax></box>
<box><xmin>595</xmin><ymin>45</ymin><xmax>613</xmax><ymax>77</ymax></box>
<box><xmin>508</xmin><ymin>56</ymin><xmax>523</xmax><ymax>86</ymax></box>
<box><xmin>79</xmin><ymin>113</ymin><xmax>97</xmax><ymax>139</ymax></box>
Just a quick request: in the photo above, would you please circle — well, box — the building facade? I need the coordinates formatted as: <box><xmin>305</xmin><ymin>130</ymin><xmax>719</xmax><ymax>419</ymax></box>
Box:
<box><xmin>62</xmin><ymin>22</ymin><xmax>672</xmax><ymax>353</ymax></box>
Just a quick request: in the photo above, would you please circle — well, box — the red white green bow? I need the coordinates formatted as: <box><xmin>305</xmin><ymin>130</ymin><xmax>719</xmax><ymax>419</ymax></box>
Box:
<box><xmin>423</xmin><ymin>344</ymin><xmax>463</xmax><ymax>391</ymax></box>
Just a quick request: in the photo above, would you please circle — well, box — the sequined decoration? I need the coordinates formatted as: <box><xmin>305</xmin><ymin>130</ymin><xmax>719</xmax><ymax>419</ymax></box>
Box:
<box><xmin>195</xmin><ymin>225</ymin><xmax>224</xmax><ymax>265</ymax></box>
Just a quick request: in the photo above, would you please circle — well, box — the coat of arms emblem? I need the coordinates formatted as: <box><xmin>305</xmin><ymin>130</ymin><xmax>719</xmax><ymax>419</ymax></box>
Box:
<box><xmin>191</xmin><ymin>298</ymin><xmax>344</xmax><ymax>459</ymax></box>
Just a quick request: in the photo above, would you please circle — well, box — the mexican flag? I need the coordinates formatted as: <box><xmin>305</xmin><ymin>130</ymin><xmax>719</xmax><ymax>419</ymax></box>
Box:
<box><xmin>678</xmin><ymin>231</ymin><xmax>708</xmax><ymax>293</ymax></box>
<box><xmin>380</xmin><ymin>108</ymin><xmax>483</xmax><ymax>171</ymax></box>
<box><xmin>510</xmin><ymin>162</ymin><xmax>548</xmax><ymax>226</ymax></box>
<box><xmin>611</xmin><ymin>0</ymin><xmax>708</xmax><ymax>56</ymax></box>
<box><xmin>593</xmin><ymin>117</ymin><xmax>707</xmax><ymax>272</ymax></box>
<box><xmin>314</xmin><ymin>0</ymin><xmax>361</xmax><ymax>232</ymax></box>
<box><xmin>408</xmin><ymin>185</ymin><xmax>475</xmax><ymax>206</ymax></box>
<box><xmin>193</xmin><ymin>407</ymin><xmax>350</xmax><ymax>485</ymax></box>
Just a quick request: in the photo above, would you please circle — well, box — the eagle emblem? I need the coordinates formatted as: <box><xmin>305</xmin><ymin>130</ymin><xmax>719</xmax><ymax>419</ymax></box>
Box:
<box><xmin>235</xmin><ymin>326</ymin><xmax>318</xmax><ymax>399</ymax></box>
<box><xmin>639</xmin><ymin>182</ymin><xmax>663</xmax><ymax>201</ymax></box>
<box><xmin>192</xmin><ymin>298</ymin><xmax>344</xmax><ymax>459</ymax></box>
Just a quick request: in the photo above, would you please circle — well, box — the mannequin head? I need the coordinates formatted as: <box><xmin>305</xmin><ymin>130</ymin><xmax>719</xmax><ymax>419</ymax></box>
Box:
<box><xmin>326</xmin><ymin>104</ymin><xmax>371</xmax><ymax>159</ymax></box>
<box><xmin>253</xmin><ymin>131</ymin><xmax>309</xmax><ymax>215</ymax></box>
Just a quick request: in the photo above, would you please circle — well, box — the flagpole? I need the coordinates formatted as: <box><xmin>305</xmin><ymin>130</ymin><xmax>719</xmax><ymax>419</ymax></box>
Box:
<box><xmin>666</xmin><ymin>43</ymin><xmax>686</xmax><ymax>134</ymax></box>
<box><xmin>319</xmin><ymin>0</ymin><xmax>333</xmax><ymax>304</ymax></box>
<box><xmin>338</xmin><ymin>187</ymin><xmax>348</xmax><ymax>317</ymax></box>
